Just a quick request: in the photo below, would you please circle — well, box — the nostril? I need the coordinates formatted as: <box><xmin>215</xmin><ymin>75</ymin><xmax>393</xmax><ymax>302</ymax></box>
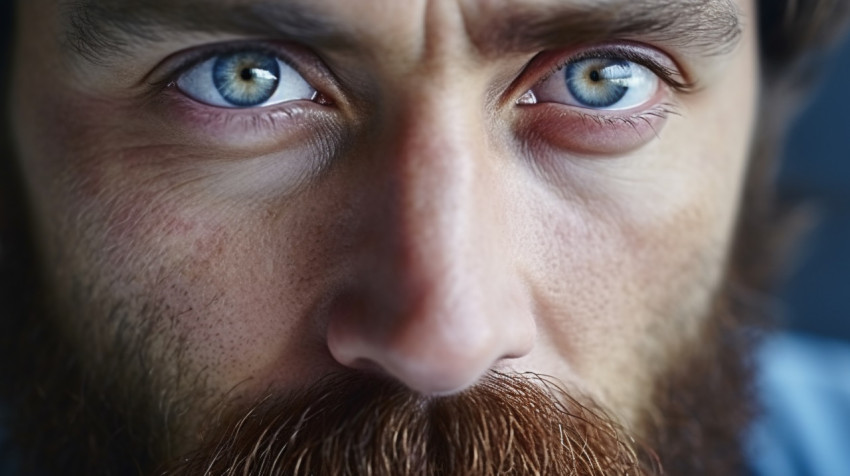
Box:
<box><xmin>323</xmin><ymin>252</ymin><xmax>537</xmax><ymax>394</ymax></box>
<box><xmin>344</xmin><ymin>356</ymin><xmax>386</xmax><ymax>375</ymax></box>
<box><xmin>325</xmin><ymin>291</ymin><xmax>537</xmax><ymax>394</ymax></box>
<box><xmin>328</xmin><ymin>324</ymin><xmax>501</xmax><ymax>395</ymax></box>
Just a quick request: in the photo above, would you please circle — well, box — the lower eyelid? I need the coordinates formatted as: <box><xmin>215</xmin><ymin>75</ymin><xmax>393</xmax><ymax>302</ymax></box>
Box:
<box><xmin>154</xmin><ymin>86</ymin><xmax>336</xmax><ymax>144</ymax></box>
<box><xmin>516</xmin><ymin>101</ymin><xmax>680</xmax><ymax>156</ymax></box>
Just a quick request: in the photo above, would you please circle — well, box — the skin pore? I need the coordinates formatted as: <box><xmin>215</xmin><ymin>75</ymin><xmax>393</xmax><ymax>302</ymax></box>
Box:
<box><xmin>7</xmin><ymin>0</ymin><xmax>761</xmax><ymax>473</ymax></box>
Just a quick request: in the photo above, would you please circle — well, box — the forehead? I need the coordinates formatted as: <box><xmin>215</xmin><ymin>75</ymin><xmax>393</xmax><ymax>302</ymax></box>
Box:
<box><xmin>58</xmin><ymin>0</ymin><xmax>744</xmax><ymax>65</ymax></box>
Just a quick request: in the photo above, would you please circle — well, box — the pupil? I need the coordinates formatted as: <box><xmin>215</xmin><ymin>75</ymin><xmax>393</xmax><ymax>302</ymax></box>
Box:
<box><xmin>212</xmin><ymin>52</ymin><xmax>281</xmax><ymax>107</ymax></box>
<box><xmin>589</xmin><ymin>70</ymin><xmax>601</xmax><ymax>82</ymax></box>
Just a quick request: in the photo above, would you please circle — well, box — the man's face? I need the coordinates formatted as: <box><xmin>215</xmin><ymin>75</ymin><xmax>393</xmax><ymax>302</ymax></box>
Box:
<box><xmin>10</xmin><ymin>0</ymin><xmax>757</xmax><ymax>471</ymax></box>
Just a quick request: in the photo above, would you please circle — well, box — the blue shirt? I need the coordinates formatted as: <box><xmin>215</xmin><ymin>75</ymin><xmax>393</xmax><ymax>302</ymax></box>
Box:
<box><xmin>748</xmin><ymin>333</ymin><xmax>850</xmax><ymax>475</ymax></box>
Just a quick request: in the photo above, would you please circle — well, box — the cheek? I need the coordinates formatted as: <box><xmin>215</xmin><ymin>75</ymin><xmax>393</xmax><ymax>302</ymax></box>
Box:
<box><xmin>14</xmin><ymin>90</ymin><xmax>335</xmax><ymax>397</ymax></box>
<box><xmin>50</xmin><ymin>189</ymin><xmax>335</xmax><ymax>401</ymax></box>
<box><xmin>509</xmin><ymin>179</ymin><xmax>732</xmax><ymax>418</ymax></box>
<box><xmin>88</xmin><ymin>192</ymin><xmax>334</xmax><ymax>390</ymax></box>
<box><xmin>509</xmin><ymin>76</ymin><xmax>754</xmax><ymax>401</ymax></box>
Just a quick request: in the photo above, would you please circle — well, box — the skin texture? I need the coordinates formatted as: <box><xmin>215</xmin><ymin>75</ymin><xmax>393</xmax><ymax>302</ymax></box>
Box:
<box><xmin>10</xmin><ymin>0</ymin><xmax>758</xmax><ymax>467</ymax></box>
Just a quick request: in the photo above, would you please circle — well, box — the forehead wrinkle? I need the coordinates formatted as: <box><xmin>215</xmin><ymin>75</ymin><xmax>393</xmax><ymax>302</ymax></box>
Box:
<box><xmin>463</xmin><ymin>0</ymin><xmax>743</xmax><ymax>58</ymax></box>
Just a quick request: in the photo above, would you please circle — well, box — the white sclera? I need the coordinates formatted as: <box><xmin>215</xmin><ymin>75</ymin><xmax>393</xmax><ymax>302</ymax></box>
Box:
<box><xmin>177</xmin><ymin>55</ymin><xmax>317</xmax><ymax>108</ymax></box>
<box><xmin>582</xmin><ymin>61</ymin><xmax>658</xmax><ymax>110</ymax></box>
<box><xmin>531</xmin><ymin>59</ymin><xmax>659</xmax><ymax>111</ymax></box>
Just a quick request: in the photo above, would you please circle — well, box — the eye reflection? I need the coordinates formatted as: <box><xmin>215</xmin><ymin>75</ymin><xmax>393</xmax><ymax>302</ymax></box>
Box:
<box><xmin>213</xmin><ymin>52</ymin><xmax>280</xmax><ymax>107</ymax></box>
<box><xmin>568</xmin><ymin>59</ymin><xmax>633</xmax><ymax>108</ymax></box>
<box><xmin>526</xmin><ymin>57</ymin><xmax>659</xmax><ymax>111</ymax></box>
<box><xmin>177</xmin><ymin>50</ymin><xmax>317</xmax><ymax>108</ymax></box>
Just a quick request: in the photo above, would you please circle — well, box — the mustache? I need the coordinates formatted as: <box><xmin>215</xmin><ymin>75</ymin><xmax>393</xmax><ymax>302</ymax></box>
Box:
<box><xmin>159</xmin><ymin>371</ymin><xmax>660</xmax><ymax>476</ymax></box>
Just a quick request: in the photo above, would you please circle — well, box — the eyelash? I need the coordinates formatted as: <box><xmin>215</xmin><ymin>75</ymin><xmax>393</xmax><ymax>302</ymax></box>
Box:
<box><xmin>149</xmin><ymin>41</ymin><xmax>691</xmax><ymax>137</ymax></box>
<box><xmin>534</xmin><ymin>45</ymin><xmax>695</xmax><ymax>95</ymax></box>
<box><xmin>143</xmin><ymin>42</ymin><xmax>337</xmax><ymax>135</ymax></box>
<box><xmin>148</xmin><ymin>42</ymin><xmax>336</xmax><ymax>112</ymax></box>
<box><xmin>511</xmin><ymin>43</ymin><xmax>694</xmax><ymax>135</ymax></box>
<box><xmin>153</xmin><ymin>43</ymin><xmax>274</xmax><ymax>90</ymax></box>
<box><xmin>575</xmin><ymin>101</ymin><xmax>682</xmax><ymax>135</ymax></box>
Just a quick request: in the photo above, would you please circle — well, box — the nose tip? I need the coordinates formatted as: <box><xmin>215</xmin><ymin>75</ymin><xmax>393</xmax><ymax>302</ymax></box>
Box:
<box><xmin>320</xmin><ymin>84</ymin><xmax>537</xmax><ymax>394</ymax></box>
<box><xmin>326</xmin><ymin>289</ymin><xmax>535</xmax><ymax>395</ymax></box>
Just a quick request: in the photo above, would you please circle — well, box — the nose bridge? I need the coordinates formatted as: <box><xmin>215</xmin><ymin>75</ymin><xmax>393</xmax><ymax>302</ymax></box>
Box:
<box><xmin>375</xmin><ymin>84</ymin><xmax>495</xmax><ymax>359</ymax></box>
<box><xmin>325</xmin><ymin>82</ymin><xmax>536</xmax><ymax>394</ymax></box>
<box><xmin>390</xmin><ymin>86</ymin><xmax>481</xmax><ymax>290</ymax></box>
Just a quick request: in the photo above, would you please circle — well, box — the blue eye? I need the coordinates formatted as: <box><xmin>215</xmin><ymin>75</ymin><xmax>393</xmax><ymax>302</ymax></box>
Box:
<box><xmin>564</xmin><ymin>58</ymin><xmax>658</xmax><ymax>110</ymax></box>
<box><xmin>177</xmin><ymin>50</ymin><xmax>316</xmax><ymax>108</ymax></box>
<box><xmin>525</xmin><ymin>56</ymin><xmax>659</xmax><ymax>111</ymax></box>
<box><xmin>567</xmin><ymin>59</ymin><xmax>631</xmax><ymax>108</ymax></box>
<box><xmin>212</xmin><ymin>52</ymin><xmax>280</xmax><ymax>107</ymax></box>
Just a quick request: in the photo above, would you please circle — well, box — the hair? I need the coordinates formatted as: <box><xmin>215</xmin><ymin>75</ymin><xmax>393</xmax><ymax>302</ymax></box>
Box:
<box><xmin>159</xmin><ymin>372</ymin><xmax>661</xmax><ymax>476</ymax></box>
<box><xmin>735</xmin><ymin>0</ymin><xmax>850</xmax><ymax>294</ymax></box>
<box><xmin>1</xmin><ymin>1</ymin><xmax>849</xmax><ymax>475</ymax></box>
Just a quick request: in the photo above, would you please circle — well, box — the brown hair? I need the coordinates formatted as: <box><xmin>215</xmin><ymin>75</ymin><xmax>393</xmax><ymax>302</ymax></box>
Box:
<box><xmin>735</xmin><ymin>0</ymin><xmax>850</xmax><ymax>294</ymax></box>
<box><xmin>1</xmin><ymin>1</ymin><xmax>849</xmax><ymax>475</ymax></box>
<box><xmin>160</xmin><ymin>372</ymin><xmax>660</xmax><ymax>476</ymax></box>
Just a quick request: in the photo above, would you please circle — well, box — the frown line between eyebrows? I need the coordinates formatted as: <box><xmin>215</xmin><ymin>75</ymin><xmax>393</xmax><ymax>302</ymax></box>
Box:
<box><xmin>469</xmin><ymin>0</ymin><xmax>743</xmax><ymax>59</ymax></box>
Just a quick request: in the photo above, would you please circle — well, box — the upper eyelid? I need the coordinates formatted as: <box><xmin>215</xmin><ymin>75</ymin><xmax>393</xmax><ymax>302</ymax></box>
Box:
<box><xmin>148</xmin><ymin>40</ymin><xmax>693</xmax><ymax>114</ymax></box>
<box><xmin>504</xmin><ymin>42</ymin><xmax>697</xmax><ymax>108</ymax></box>
<box><xmin>144</xmin><ymin>40</ymin><xmax>332</xmax><ymax>97</ymax></box>
<box><xmin>535</xmin><ymin>44</ymin><xmax>695</xmax><ymax>94</ymax></box>
<box><xmin>146</xmin><ymin>42</ymin><xmax>289</xmax><ymax>91</ymax></box>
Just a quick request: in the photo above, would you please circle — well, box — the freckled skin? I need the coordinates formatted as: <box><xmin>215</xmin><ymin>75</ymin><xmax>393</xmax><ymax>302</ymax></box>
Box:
<box><xmin>12</xmin><ymin>0</ymin><xmax>757</xmax><ymax>451</ymax></box>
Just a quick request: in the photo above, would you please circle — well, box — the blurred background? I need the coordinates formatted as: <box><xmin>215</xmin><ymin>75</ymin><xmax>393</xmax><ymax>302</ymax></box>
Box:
<box><xmin>779</xmin><ymin>33</ymin><xmax>850</xmax><ymax>342</ymax></box>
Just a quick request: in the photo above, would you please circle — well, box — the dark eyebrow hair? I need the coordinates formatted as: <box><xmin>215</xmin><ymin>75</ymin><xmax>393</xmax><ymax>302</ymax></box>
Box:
<box><xmin>471</xmin><ymin>0</ymin><xmax>743</xmax><ymax>58</ymax></box>
<box><xmin>61</xmin><ymin>0</ymin><xmax>351</xmax><ymax>64</ymax></box>
<box><xmin>62</xmin><ymin>0</ymin><xmax>743</xmax><ymax>65</ymax></box>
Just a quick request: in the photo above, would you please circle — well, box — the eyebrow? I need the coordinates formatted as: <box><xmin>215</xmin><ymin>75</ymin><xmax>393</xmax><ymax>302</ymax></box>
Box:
<box><xmin>471</xmin><ymin>0</ymin><xmax>743</xmax><ymax>58</ymax></box>
<box><xmin>61</xmin><ymin>0</ymin><xmax>743</xmax><ymax>65</ymax></box>
<box><xmin>61</xmin><ymin>0</ymin><xmax>352</xmax><ymax>64</ymax></box>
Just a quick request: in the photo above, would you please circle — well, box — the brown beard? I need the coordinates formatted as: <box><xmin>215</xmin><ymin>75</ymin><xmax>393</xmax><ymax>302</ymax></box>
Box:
<box><xmin>0</xmin><ymin>275</ymin><xmax>761</xmax><ymax>476</ymax></box>
<box><xmin>0</xmin><ymin>80</ymin><xmax>762</xmax><ymax>475</ymax></box>
<box><xmin>156</xmin><ymin>288</ymin><xmax>761</xmax><ymax>476</ymax></box>
<box><xmin>0</xmin><ymin>122</ymin><xmax>761</xmax><ymax>476</ymax></box>
<box><xmin>8</xmin><ymin>0</ymin><xmax>850</xmax><ymax>474</ymax></box>
<box><xmin>159</xmin><ymin>372</ymin><xmax>659</xmax><ymax>476</ymax></box>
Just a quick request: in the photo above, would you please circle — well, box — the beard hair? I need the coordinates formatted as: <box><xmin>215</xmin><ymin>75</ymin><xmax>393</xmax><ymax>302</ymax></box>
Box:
<box><xmin>156</xmin><ymin>286</ymin><xmax>762</xmax><ymax>476</ymax></box>
<box><xmin>0</xmin><ymin>179</ymin><xmax>760</xmax><ymax>475</ymax></box>
<box><xmin>0</xmin><ymin>56</ymin><xmax>773</xmax><ymax>476</ymax></box>
<box><xmin>0</xmin><ymin>138</ymin><xmax>765</xmax><ymax>475</ymax></box>
<box><xmin>0</xmin><ymin>265</ymin><xmax>762</xmax><ymax>476</ymax></box>
<box><xmin>158</xmin><ymin>371</ymin><xmax>659</xmax><ymax>476</ymax></box>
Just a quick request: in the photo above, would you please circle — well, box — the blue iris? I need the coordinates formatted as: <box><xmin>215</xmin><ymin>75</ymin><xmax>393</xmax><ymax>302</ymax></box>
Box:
<box><xmin>212</xmin><ymin>51</ymin><xmax>281</xmax><ymax>107</ymax></box>
<box><xmin>566</xmin><ymin>59</ymin><xmax>632</xmax><ymax>108</ymax></box>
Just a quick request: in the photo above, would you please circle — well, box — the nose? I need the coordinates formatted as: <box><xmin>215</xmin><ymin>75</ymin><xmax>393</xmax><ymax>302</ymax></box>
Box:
<box><xmin>325</xmin><ymin>89</ymin><xmax>536</xmax><ymax>395</ymax></box>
